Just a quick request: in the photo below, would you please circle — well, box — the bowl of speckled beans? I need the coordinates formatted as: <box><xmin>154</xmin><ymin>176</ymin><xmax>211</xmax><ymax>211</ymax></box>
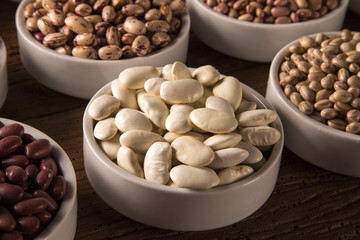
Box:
<box><xmin>15</xmin><ymin>0</ymin><xmax>190</xmax><ymax>99</ymax></box>
<box><xmin>83</xmin><ymin>61</ymin><xmax>284</xmax><ymax>231</ymax></box>
<box><xmin>266</xmin><ymin>29</ymin><xmax>360</xmax><ymax>177</ymax></box>
<box><xmin>187</xmin><ymin>0</ymin><xmax>349</xmax><ymax>62</ymax></box>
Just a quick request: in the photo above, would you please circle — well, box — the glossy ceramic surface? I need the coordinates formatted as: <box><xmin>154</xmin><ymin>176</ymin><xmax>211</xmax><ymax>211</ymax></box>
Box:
<box><xmin>0</xmin><ymin>37</ymin><xmax>7</xmax><ymax>109</ymax></box>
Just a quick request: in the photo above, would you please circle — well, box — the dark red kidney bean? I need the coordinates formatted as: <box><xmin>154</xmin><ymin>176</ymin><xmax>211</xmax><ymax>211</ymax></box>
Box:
<box><xmin>22</xmin><ymin>192</ymin><xmax>33</xmax><ymax>200</ymax></box>
<box><xmin>24</xmin><ymin>164</ymin><xmax>40</xmax><ymax>182</ymax></box>
<box><xmin>33</xmin><ymin>190</ymin><xmax>58</xmax><ymax>213</ymax></box>
<box><xmin>0</xmin><ymin>183</ymin><xmax>24</xmax><ymax>204</ymax></box>
<box><xmin>0</xmin><ymin>205</ymin><xmax>16</xmax><ymax>232</ymax></box>
<box><xmin>0</xmin><ymin>136</ymin><xmax>23</xmax><ymax>157</ymax></box>
<box><xmin>13</xmin><ymin>198</ymin><xmax>48</xmax><ymax>215</ymax></box>
<box><xmin>0</xmin><ymin>124</ymin><xmax>24</xmax><ymax>139</ymax></box>
<box><xmin>25</xmin><ymin>139</ymin><xmax>52</xmax><ymax>160</ymax></box>
<box><xmin>48</xmin><ymin>175</ymin><xmax>66</xmax><ymax>201</ymax></box>
<box><xmin>0</xmin><ymin>230</ymin><xmax>23</xmax><ymax>240</ymax></box>
<box><xmin>5</xmin><ymin>166</ymin><xmax>28</xmax><ymax>185</ymax></box>
<box><xmin>21</xmin><ymin>182</ymin><xmax>34</xmax><ymax>193</ymax></box>
<box><xmin>0</xmin><ymin>155</ymin><xmax>29</xmax><ymax>169</ymax></box>
<box><xmin>21</xmin><ymin>133</ymin><xmax>34</xmax><ymax>144</ymax></box>
<box><xmin>34</xmin><ymin>169</ymin><xmax>53</xmax><ymax>191</ymax></box>
<box><xmin>34</xmin><ymin>210</ymin><xmax>52</xmax><ymax>224</ymax></box>
<box><xmin>16</xmin><ymin>216</ymin><xmax>40</xmax><ymax>234</ymax></box>
<box><xmin>0</xmin><ymin>171</ymin><xmax>5</xmax><ymax>183</ymax></box>
<box><xmin>40</xmin><ymin>156</ymin><xmax>58</xmax><ymax>176</ymax></box>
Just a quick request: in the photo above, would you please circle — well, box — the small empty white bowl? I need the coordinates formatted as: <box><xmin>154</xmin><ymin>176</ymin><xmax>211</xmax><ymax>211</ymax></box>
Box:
<box><xmin>0</xmin><ymin>37</ymin><xmax>7</xmax><ymax>109</ymax></box>
<box><xmin>187</xmin><ymin>0</ymin><xmax>349</xmax><ymax>62</ymax></box>
<box><xmin>266</xmin><ymin>32</ymin><xmax>360</xmax><ymax>177</ymax></box>
<box><xmin>0</xmin><ymin>118</ymin><xmax>77</xmax><ymax>240</ymax></box>
<box><xmin>15</xmin><ymin>0</ymin><xmax>190</xmax><ymax>99</ymax></box>
<box><xmin>83</xmin><ymin>68</ymin><xmax>284</xmax><ymax>231</ymax></box>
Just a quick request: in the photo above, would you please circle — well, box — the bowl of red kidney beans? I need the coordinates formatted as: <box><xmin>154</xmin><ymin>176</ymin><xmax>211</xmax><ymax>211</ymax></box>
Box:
<box><xmin>0</xmin><ymin>118</ymin><xmax>77</xmax><ymax>240</ymax></box>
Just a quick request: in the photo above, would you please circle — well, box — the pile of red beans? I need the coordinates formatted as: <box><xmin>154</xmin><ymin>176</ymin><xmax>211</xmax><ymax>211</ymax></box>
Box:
<box><xmin>0</xmin><ymin>122</ymin><xmax>66</xmax><ymax>240</ymax></box>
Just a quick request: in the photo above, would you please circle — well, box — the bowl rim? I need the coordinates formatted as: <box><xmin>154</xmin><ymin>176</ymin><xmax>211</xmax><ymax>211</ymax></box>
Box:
<box><xmin>191</xmin><ymin>0</ymin><xmax>349</xmax><ymax>29</ymax></box>
<box><xmin>269</xmin><ymin>30</ymin><xmax>360</xmax><ymax>142</ymax></box>
<box><xmin>0</xmin><ymin>117</ymin><xmax>77</xmax><ymax>238</ymax></box>
<box><xmin>15</xmin><ymin>0</ymin><xmax>191</xmax><ymax>64</ymax></box>
<box><xmin>0</xmin><ymin>37</ymin><xmax>6</xmax><ymax>74</ymax></box>
<box><xmin>83</xmin><ymin>68</ymin><xmax>284</xmax><ymax>196</ymax></box>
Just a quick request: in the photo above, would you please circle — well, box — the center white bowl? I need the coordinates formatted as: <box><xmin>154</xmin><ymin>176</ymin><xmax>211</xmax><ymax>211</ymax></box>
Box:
<box><xmin>82</xmin><ymin>70</ymin><xmax>284</xmax><ymax>231</ymax></box>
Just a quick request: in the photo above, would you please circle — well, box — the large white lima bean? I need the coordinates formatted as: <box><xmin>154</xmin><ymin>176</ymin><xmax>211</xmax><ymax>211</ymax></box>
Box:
<box><xmin>144</xmin><ymin>142</ymin><xmax>172</xmax><ymax>184</ymax></box>
<box><xmin>86</xmin><ymin>62</ymin><xmax>282</xmax><ymax>191</ymax></box>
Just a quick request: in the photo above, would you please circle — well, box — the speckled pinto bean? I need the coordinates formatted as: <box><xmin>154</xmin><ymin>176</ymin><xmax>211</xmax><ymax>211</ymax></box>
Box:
<box><xmin>42</xmin><ymin>32</ymin><xmax>67</xmax><ymax>48</ymax></box>
<box><xmin>72</xmin><ymin>46</ymin><xmax>98</xmax><ymax>59</ymax></box>
<box><xmin>64</xmin><ymin>15</ymin><xmax>93</xmax><ymax>34</ymax></box>
<box><xmin>278</xmin><ymin>29</ymin><xmax>360</xmax><ymax>134</ymax></box>
<box><xmin>132</xmin><ymin>35</ymin><xmax>150</xmax><ymax>56</ymax></box>
<box><xmin>24</xmin><ymin>0</ymin><xmax>186</xmax><ymax>59</ymax></box>
<box><xmin>89</xmin><ymin>62</ymin><xmax>281</xmax><ymax>189</ymax></box>
<box><xmin>98</xmin><ymin>45</ymin><xmax>123</xmax><ymax>59</ymax></box>
<box><xmin>0</xmin><ymin>121</ymin><xmax>67</xmax><ymax>238</ymax></box>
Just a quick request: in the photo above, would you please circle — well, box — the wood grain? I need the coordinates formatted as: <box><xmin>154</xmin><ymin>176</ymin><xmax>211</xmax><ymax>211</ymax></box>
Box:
<box><xmin>1</xmin><ymin>1</ymin><xmax>360</xmax><ymax>239</ymax></box>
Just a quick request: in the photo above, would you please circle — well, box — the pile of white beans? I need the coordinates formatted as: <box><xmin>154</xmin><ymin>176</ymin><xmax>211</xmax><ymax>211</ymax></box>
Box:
<box><xmin>88</xmin><ymin>62</ymin><xmax>281</xmax><ymax>189</ymax></box>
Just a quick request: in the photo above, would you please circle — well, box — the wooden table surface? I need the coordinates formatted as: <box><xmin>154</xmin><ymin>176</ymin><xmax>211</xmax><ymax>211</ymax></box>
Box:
<box><xmin>1</xmin><ymin>1</ymin><xmax>360</xmax><ymax>239</ymax></box>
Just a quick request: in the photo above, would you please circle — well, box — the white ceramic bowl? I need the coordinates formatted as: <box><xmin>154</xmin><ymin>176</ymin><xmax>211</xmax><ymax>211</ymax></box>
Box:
<box><xmin>15</xmin><ymin>0</ymin><xmax>190</xmax><ymax>99</ymax></box>
<box><xmin>350</xmin><ymin>0</ymin><xmax>360</xmax><ymax>15</ymax></box>
<box><xmin>83</xmin><ymin>69</ymin><xmax>284</xmax><ymax>231</ymax></box>
<box><xmin>187</xmin><ymin>0</ymin><xmax>349</xmax><ymax>62</ymax></box>
<box><xmin>0</xmin><ymin>118</ymin><xmax>77</xmax><ymax>240</ymax></box>
<box><xmin>0</xmin><ymin>37</ymin><xmax>8</xmax><ymax>109</ymax></box>
<box><xmin>266</xmin><ymin>32</ymin><xmax>360</xmax><ymax>177</ymax></box>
